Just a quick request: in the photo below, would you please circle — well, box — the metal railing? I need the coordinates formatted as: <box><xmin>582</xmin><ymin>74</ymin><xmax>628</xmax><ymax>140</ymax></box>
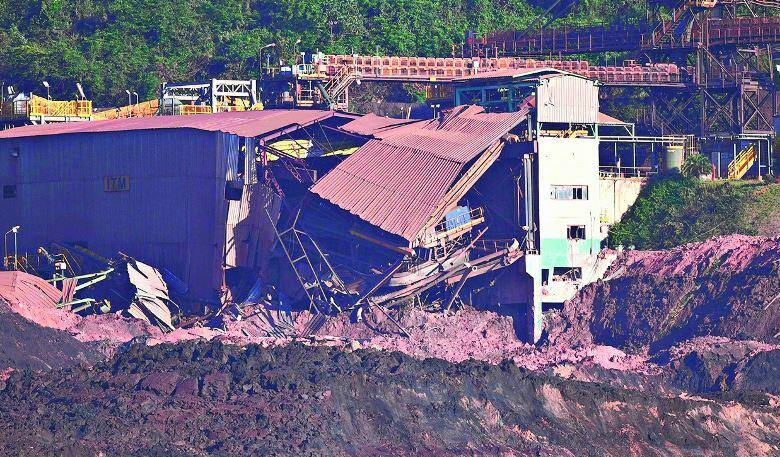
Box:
<box><xmin>433</xmin><ymin>207</ymin><xmax>485</xmax><ymax>235</ymax></box>
<box><xmin>29</xmin><ymin>95</ymin><xmax>92</xmax><ymax>118</ymax></box>
<box><xmin>599</xmin><ymin>166</ymin><xmax>657</xmax><ymax>178</ymax></box>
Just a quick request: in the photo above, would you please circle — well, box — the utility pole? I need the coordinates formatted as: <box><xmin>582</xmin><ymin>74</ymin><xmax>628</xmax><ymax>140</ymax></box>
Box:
<box><xmin>260</xmin><ymin>43</ymin><xmax>276</xmax><ymax>77</ymax></box>
<box><xmin>125</xmin><ymin>90</ymin><xmax>132</xmax><ymax>116</ymax></box>
<box><xmin>3</xmin><ymin>226</ymin><xmax>20</xmax><ymax>271</ymax></box>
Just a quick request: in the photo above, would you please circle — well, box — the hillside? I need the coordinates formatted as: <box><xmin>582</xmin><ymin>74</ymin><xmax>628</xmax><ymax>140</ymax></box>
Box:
<box><xmin>0</xmin><ymin>0</ymin><xmax>644</xmax><ymax>105</ymax></box>
<box><xmin>609</xmin><ymin>178</ymin><xmax>780</xmax><ymax>250</ymax></box>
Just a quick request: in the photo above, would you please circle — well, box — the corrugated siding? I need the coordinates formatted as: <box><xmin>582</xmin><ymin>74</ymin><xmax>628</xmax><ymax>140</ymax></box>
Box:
<box><xmin>225</xmin><ymin>183</ymin><xmax>281</xmax><ymax>273</ymax></box>
<box><xmin>244</xmin><ymin>137</ymin><xmax>258</xmax><ymax>184</ymax></box>
<box><xmin>222</xmin><ymin>133</ymin><xmax>240</xmax><ymax>182</ymax></box>
<box><xmin>536</xmin><ymin>75</ymin><xmax>599</xmax><ymax>124</ymax></box>
<box><xmin>0</xmin><ymin>129</ymin><xmax>226</xmax><ymax>300</ymax></box>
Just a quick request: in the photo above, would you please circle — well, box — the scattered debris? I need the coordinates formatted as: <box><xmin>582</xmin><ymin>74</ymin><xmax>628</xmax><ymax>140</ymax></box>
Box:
<box><xmin>125</xmin><ymin>257</ymin><xmax>178</xmax><ymax>332</ymax></box>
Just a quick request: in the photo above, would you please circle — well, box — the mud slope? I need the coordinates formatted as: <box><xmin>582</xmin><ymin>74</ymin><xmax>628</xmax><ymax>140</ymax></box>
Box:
<box><xmin>551</xmin><ymin>235</ymin><xmax>780</xmax><ymax>352</ymax></box>
<box><xmin>0</xmin><ymin>300</ymin><xmax>103</xmax><ymax>371</ymax></box>
<box><xmin>2</xmin><ymin>341</ymin><xmax>780</xmax><ymax>456</ymax></box>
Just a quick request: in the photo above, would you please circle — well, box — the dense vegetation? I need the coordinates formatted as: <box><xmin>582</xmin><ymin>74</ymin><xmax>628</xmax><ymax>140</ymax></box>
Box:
<box><xmin>0</xmin><ymin>0</ymin><xmax>644</xmax><ymax>106</ymax></box>
<box><xmin>609</xmin><ymin>177</ymin><xmax>780</xmax><ymax>250</ymax></box>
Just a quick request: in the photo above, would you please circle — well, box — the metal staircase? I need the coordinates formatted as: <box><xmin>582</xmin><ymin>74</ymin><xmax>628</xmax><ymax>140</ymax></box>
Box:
<box><xmin>727</xmin><ymin>143</ymin><xmax>757</xmax><ymax>179</ymax></box>
<box><xmin>649</xmin><ymin>0</ymin><xmax>718</xmax><ymax>46</ymax></box>
<box><xmin>319</xmin><ymin>66</ymin><xmax>357</xmax><ymax>109</ymax></box>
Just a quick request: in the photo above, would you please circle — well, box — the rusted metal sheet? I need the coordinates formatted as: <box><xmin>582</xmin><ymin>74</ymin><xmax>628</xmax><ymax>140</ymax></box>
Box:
<box><xmin>310</xmin><ymin>105</ymin><xmax>529</xmax><ymax>243</ymax></box>
<box><xmin>0</xmin><ymin>109</ymin><xmax>336</xmax><ymax>140</ymax></box>
<box><xmin>0</xmin><ymin>271</ymin><xmax>62</xmax><ymax>309</ymax></box>
<box><xmin>598</xmin><ymin>112</ymin><xmax>627</xmax><ymax>125</ymax></box>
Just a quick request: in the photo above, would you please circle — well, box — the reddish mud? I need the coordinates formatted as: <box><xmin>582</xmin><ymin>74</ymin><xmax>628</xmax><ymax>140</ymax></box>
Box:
<box><xmin>2</xmin><ymin>341</ymin><xmax>780</xmax><ymax>456</ymax></box>
<box><xmin>1</xmin><ymin>235</ymin><xmax>779</xmax><ymax>454</ymax></box>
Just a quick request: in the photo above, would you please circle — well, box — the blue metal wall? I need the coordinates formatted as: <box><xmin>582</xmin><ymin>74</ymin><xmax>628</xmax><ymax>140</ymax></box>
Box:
<box><xmin>0</xmin><ymin>127</ymin><xmax>232</xmax><ymax>302</ymax></box>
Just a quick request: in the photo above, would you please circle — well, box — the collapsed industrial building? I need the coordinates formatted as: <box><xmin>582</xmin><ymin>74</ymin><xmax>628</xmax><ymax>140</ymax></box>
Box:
<box><xmin>1</xmin><ymin>68</ymin><xmax>695</xmax><ymax>341</ymax></box>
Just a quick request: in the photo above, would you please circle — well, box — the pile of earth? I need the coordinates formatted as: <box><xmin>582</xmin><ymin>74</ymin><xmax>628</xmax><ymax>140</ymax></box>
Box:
<box><xmin>542</xmin><ymin>234</ymin><xmax>780</xmax><ymax>395</ymax></box>
<box><xmin>2</xmin><ymin>234</ymin><xmax>778</xmax><ymax>399</ymax></box>
<box><xmin>547</xmin><ymin>234</ymin><xmax>780</xmax><ymax>352</ymax></box>
<box><xmin>2</xmin><ymin>234</ymin><xmax>780</xmax><ymax>454</ymax></box>
<box><xmin>0</xmin><ymin>300</ymin><xmax>103</xmax><ymax>374</ymax></box>
<box><xmin>2</xmin><ymin>340</ymin><xmax>780</xmax><ymax>456</ymax></box>
<box><xmin>656</xmin><ymin>336</ymin><xmax>780</xmax><ymax>395</ymax></box>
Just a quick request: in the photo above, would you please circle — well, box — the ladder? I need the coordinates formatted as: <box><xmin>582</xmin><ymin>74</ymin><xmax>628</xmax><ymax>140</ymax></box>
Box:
<box><xmin>267</xmin><ymin>209</ymin><xmax>348</xmax><ymax>313</ymax></box>
<box><xmin>727</xmin><ymin>143</ymin><xmax>757</xmax><ymax>180</ymax></box>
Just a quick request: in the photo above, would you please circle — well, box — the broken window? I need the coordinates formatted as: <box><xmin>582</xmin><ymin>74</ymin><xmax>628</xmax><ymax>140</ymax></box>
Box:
<box><xmin>3</xmin><ymin>184</ymin><xmax>16</xmax><ymax>199</ymax></box>
<box><xmin>550</xmin><ymin>185</ymin><xmax>588</xmax><ymax>200</ymax></box>
<box><xmin>567</xmin><ymin>225</ymin><xmax>586</xmax><ymax>240</ymax></box>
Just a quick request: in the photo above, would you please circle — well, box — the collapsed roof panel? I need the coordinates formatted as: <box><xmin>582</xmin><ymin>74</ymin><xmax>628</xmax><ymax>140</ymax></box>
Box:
<box><xmin>310</xmin><ymin>105</ymin><xmax>529</xmax><ymax>243</ymax></box>
<box><xmin>126</xmin><ymin>260</ymin><xmax>177</xmax><ymax>332</ymax></box>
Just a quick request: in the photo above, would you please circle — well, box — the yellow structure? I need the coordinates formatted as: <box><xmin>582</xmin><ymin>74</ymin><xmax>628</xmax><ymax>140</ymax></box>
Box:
<box><xmin>93</xmin><ymin>99</ymin><xmax>160</xmax><ymax>120</ymax></box>
<box><xmin>265</xmin><ymin>139</ymin><xmax>359</xmax><ymax>161</ymax></box>
<box><xmin>28</xmin><ymin>95</ymin><xmax>92</xmax><ymax>118</ymax></box>
<box><xmin>1</xmin><ymin>94</ymin><xmax>92</xmax><ymax>122</ymax></box>
<box><xmin>727</xmin><ymin>143</ymin><xmax>757</xmax><ymax>180</ymax></box>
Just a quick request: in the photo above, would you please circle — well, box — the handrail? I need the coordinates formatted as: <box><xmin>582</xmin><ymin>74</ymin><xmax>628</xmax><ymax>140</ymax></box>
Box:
<box><xmin>28</xmin><ymin>95</ymin><xmax>92</xmax><ymax>118</ymax></box>
<box><xmin>433</xmin><ymin>207</ymin><xmax>484</xmax><ymax>234</ymax></box>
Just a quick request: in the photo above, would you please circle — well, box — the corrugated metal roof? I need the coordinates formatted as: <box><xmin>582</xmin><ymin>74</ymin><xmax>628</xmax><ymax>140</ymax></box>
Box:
<box><xmin>598</xmin><ymin>112</ymin><xmax>628</xmax><ymax>125</ymax></box>
<box><xmin>310</xmin><ymin>105</ymin><xmax>529</xmax><ymax>242</ymax></box>
<box><xmin>536</xmin><ymin>75</ymin><xmax>599</xmax><ymax>124</ymax></box>
<box><xmin>0</xmin><ymin>109</ymin><xmax>335</xmax><ymax>140</ymax></box>
<box><xmin>339</xmin><ymin>113</ymin><xmax>419</xmax><ymax>137</ymax></box>
<box><xmin>525</xmin><ymin>96</ymin><xmax>620</xmax><ymax>125</ymax></box>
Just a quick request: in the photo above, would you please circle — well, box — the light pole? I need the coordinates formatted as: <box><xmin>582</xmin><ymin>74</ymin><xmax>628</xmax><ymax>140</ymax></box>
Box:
<box><xmin>259</xmin><ymin>43</ymin><xmax>276</xmax><ymax>76</ymax></box>
<box><xmin>42</xmin><ymin>81</ymin><xmax>50</xmax><ymax>100</ymax></box>
<box><xmin>125</xmin><ymin>90</ymin><xmax>132</xmax><ymax>116</ymax></box>
<box><xmin>293</xmin><ymin>38</ymin><xmax>302</xmax><ymax>64</ymax></box>
<box><xmin>3</xmin><ymin>226</ymin><xmax>20</xmax><ymax>271</ymax></box>
<box><xmin>133</xmin><ymin>91</ymin><xmax>139</xmax><ymax>109</ymax></box>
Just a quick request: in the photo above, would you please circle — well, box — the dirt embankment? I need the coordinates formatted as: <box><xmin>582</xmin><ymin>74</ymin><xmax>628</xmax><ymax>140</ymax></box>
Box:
<box><xmin>2</xmin><ymin>341</ymin><xmax>780</xmax><ymax>456</ymax></box>
<box><xmin>0</xmin><ymin>303</ymin><xmax>103</xmax><ymax>374</ymax></box>
<box><xmin>548</xmin><ymin>235</ymin><xmax>780</xmax><ymax>353</ymax></box>
<box><xmin>1</xmin><ymin>234</ymin><xmax>779</xmax><ymax>454</ymax></box>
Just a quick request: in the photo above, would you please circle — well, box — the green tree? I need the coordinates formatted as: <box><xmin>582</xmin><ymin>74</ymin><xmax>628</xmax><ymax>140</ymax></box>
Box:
<box><xmin>681</xmin><ymin>153</ymin><xmax>712</xmax><ymax>178</ymax></box>
<box><xmin>0</xmin><ymin>0</ymin><xmax>645</xmax><ymax>105</ymax></box>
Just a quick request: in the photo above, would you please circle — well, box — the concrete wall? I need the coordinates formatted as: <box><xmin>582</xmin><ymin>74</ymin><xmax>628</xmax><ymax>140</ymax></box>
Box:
<box><xmin>599</xmin><ymin>177</ymin><xmax>647</xmax><ymax>225</ymax></box>
<box><xmin>536</xmin><ymin>136</ymin><xmax>602</xmax><ymax>273</ymax></box>
<box><xmin>0</xmin><ymin>128</ymin><xmax>230</xmax><ymax>301</ymax></box>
